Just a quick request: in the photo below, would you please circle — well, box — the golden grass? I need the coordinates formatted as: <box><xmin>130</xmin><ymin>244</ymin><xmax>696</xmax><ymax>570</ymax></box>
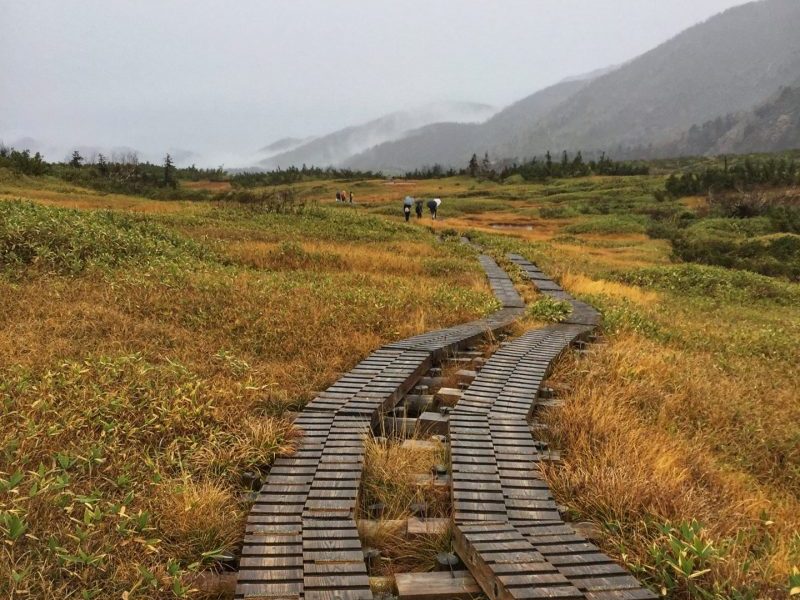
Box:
<box><xmin>542</xmin><ymin>336</ymin><xmax>800</xmax><ymax>598</ymax></box>
<box><xmin>359</xmin><ymin>437</ymin><xmax>448</xmax><ymax>521</ymax></box>
<box><xmin>560</xmin><ymin>273</ymin><xmax>660</xmax><ymax>306</ymax></box>
<box><xmin>0</xmin><ymin>191</ymin><xmax>494</xmax><ymax>598</ymax></box>
<box><xmin>0</xmin><ymin>179</ymin><xmax>195</xmax><ymax>213</ymax></box>
<box><xmin>358</xmin><ymin>438</ymin><xmax>453</xmax><ymax>579</ymax></box>
<box><xmin>154</xmin><ymin>478</ymin><xmax>241</xmax><ymax>560</ymax></box>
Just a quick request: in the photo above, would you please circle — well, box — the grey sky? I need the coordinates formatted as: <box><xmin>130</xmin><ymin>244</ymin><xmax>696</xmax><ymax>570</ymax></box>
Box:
<box><xmin>1</xmin><ymin>0</ymin><xmax>750</xmax><ymax>166</ymax></box>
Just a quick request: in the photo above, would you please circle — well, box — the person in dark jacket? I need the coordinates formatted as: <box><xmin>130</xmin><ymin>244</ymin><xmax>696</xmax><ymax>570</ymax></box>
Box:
<box><xmin>415</xmin><ymin>199</ymin><xmax>423</xmax><ymax>219</ymax></box>
<box><xmin>427</xmin><ymin>198</ymin><xmax>441</xmax><ymax>220</ymax></box>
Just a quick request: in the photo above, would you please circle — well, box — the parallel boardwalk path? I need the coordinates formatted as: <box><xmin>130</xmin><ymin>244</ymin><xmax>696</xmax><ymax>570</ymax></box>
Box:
<box><xmin>236</xmin><ymin>253</ymin><xmax>523</xmax><ymax>599</ymax></box>
<box><xmin>236</xmin><ymin>248</ymin><xmax>655</xmax><ymax>600</ymax></box>
<box><xmin>451</xmin><ymin>254</ymin><xmax>654</xmax><ymax>600</ymax></box>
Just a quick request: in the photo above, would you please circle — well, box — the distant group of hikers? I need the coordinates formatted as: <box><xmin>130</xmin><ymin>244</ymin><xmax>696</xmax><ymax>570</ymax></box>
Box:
<box><xmin>335</xmin><ymin>190</ymin><xmax>353</xmax><ymax>203</ymax></box>
<box><xmin>403</xmin><ymin>196</ymin><xmax>441</xmax><ymax>222</ymax></box>
<box><xmin>331</xmin><ymin>190</ymin><xmax>441</xmax><ymax>221</ymax></box>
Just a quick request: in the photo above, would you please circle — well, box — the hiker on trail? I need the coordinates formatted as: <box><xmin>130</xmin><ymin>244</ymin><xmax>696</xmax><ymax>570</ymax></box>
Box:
<box><xmin>335</xmin><ymin>191</ymin><xmax>341</xmax><ymax>202</ymax></box>
<box><xmin>341</xmin><ymin>190</ymin><xmax>347</xmax><ymax>204</ymax></box>
<box><xmin>427</xmin><ymin>197</ymin><xmax>441</xmax><ymax>220</ymax></box>
<box><xmin>349</xmin><ymin>191</ymin><xmax>353</xmax><ymax>203</ymax></box>
<box><xmin>403</xmin><ymin>196</ymin><xmax>414</xmax><ymax>222</ymax></box>
<box><xmin>415</xmin><ymin>199</ymin><xmax>423</xmax><ymax>219</ymax></box>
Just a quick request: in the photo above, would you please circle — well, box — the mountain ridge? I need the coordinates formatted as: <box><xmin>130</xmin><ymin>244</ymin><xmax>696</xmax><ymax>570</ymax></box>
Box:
<box><xmin>346</xmin><ymin>0</ymin><xmax>800</xmax><ymax>172</ymax></box>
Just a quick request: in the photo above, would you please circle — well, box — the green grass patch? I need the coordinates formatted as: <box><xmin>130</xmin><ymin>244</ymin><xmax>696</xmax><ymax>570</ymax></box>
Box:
<box><xmin>618</xmin><ymin>263</ymin><xmax>800</xmax><ymax>305</ymax></box>
<box><xmin>527</xmin><ymin>297</ymin><xmax>572</xmax><ymax>322</ymax></box>
<box><xmin>0</xmin><ymin>200</ymin><xmax>205</xmax><ymax>276</ymax></box>
<box><xmin>563</xmin><ymin>214</ymin><xmax>647</xmax><ymax>235</ymax></box>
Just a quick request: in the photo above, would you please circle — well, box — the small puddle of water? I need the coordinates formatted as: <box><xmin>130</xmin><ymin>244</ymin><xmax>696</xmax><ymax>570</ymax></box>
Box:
<box><xmin>490</xmin><ymin>223</ymin><xmax>534</xmax><ymax>231</ymax></box>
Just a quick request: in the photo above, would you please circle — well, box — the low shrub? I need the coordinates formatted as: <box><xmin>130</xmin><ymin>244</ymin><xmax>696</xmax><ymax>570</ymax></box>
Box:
<box><xmin>539</xmin><ymin>205</ymin><xmax>578</xmax><ymax>219</ymax></box>
<box><xmin>527</xmin><ymin>297</ymin><xmax>572</xmax><ymax>322</ymax></box>
<box><xmin>0</xmin><ymin>200</ymin><xmax>204</xmax><ymax>276</ymax></box>
<box><xmin>563</xmin><ymin>215</ymin><xmax>647</xmax><ymax>235</ymax></box>
<box><xmin>645</xmin><ymin>222</ymin><xmax>681</xmax><ymax>241</ymax></box>
<box><xmin>671</xmin><ymin>232</ymin><xmax>800</xmax><ymax>280</ymax></box>
<box><xmin>215</xmin><ymin>188</ymin><xmax>311</xmax><ymax>214</ymax></box>
<box><xmin>618</xmin><ymin>263</ymin><xmax>800</xmax><ymax>304</ymax></box>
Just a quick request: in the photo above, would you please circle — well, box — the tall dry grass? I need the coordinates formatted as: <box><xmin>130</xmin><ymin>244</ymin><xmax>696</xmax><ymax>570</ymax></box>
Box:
<box><xmin>358</xmin><ymin>438</ymin><xmax>453</xmax><ymax>578</ymax></box>
<box><xmin>0</xmin><ymin>197</ymin><xmax>495</xmax><ymax>598</ymax></box>
<box><xmin>542</xmin><ymin>337</ymin><xmax>800</xmax><ymax>598</ymax></box>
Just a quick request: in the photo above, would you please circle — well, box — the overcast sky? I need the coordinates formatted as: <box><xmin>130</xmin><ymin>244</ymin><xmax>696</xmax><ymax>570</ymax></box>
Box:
<box><xmin>1</xmin><ymin>0</ymin><xmax>751</xmax><ymax>166</ymax></box>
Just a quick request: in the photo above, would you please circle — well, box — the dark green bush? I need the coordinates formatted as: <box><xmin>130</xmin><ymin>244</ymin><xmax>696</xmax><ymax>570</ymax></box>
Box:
<box><xmin>671</xmin><ymin>233</ymin><xmax>800</xmax><ymax>280</ymax></box>
<box><xmin>539</xmin><ymin>205</ymin><xmax>578</xmax><ymax>219</ymax></box>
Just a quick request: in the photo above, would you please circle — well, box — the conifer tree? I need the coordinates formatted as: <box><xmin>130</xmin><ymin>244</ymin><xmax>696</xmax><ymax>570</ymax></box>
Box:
<box><xmin>69</xmin><ymin>150</ymin><xmax>83</xmax><ymax>168</ymax></box>
<box><xmin>468</xmin><ymin>153</ymin><xmax>479</xmax><ymax>177</ymax></box>
<box><xmin>97</xmin><ymin>153</ymin><xmax>108</xmax><ymax>176</ymax></box>
<box><xmin>163</xmin><ymin>154</ymin><xmax>176</xmax><ymax>187</ymax></box>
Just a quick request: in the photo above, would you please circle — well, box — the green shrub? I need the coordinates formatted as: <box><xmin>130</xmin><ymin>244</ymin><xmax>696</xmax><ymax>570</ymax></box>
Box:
<box><xmin>768</xmin><ymin>205</ymin><xmax>800</xmax><ymax>234</ymax></box>
<box><xmin>539</xmin><ymin>205</ymin><xmax>578</xmax><ymax>219</ymax></box>
<box><xmin>563</xmin><ymin>215</ymin><xmax>647</xmax><ymax>235</ymax></box>
<box><xmin>438</xmin><ymin>228</ymin><xmax>461</xmax><ymax>241</ymax></box>
<box><xmin>646</xmin><ymin>520</ymin><xmax>730</xmax><ymax>599</ymax></box>
<box><xmin>645</xmin><ymin>222</ymin><xmax>680</xmax><ymax>241</ymax></box>
<box><xmin>503</xmin><ymin>174</ymin><xmax>526</xmax><ymax>185</ymax></box>
<box><xmin>671</xmin><ymin>232</ymin><xmax>800</xmax><ymax>280</ymax></box>
<box><xmin>618</xmin><ymin>263</ymin><xmax>800</xmax><ymax>305</ymax></box>
<box><xmin>527</xmin><ymin>297</ymin><xmax>572</xmax><ymax>322</ymax></box>
<box><xmin>596</xmin><ymin>298</ymin><xmax>668</xmax><ymax>341</ymax></box>
<box><xmin>0</xmin><ymin>200</ymin><xmax>204</xmax><ymax>276</ymax></box>
<box><xmin>687</xmin><ymin>217</ymin><xmax>776</xmax><ymax>238</ymax></box>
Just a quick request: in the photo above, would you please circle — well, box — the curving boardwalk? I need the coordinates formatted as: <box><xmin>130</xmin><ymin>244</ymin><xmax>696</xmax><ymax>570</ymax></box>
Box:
<box><xmin>236</xmin><ymin>248</ymin><xmax>655</xmax><ymax>600</ymax></box>
<box><xmin>451</xmin><ymin>254</ymin><xmax>655</xmax><ymax>600</ymax></box>
<box><xmin>236</xmin><ymin>253</ymin><xmax>524</xmax><ymax>600</ymax></box>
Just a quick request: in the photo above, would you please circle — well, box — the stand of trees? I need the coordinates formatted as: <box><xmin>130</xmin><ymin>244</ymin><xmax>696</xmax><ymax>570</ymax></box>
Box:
<box><xmin>403</xmin><ymin>164</ymin><xmax>458</xmax><ymax>179</ymax></box>
<box><xmin>401</xmin><ymin>151</ymin><xmax>649</xmax><ymax>181</ymax></box>
<box><xmin>0</xmin><ymin>145</ymin><xmax>229</xmax><ymax>198</ymax></box>
<box><xmin>230</xmin><ymin>165</ymin><xmax>382</xmax><ymax>187</ymax></box>
<box><xmin>0</xmin><ymin>147</ymin><xmax>48</xmax><ymax>175</ymax></box>
<box><xmin>663</xmin><ymin>156</ymin><xmax>800</xmax><ymax>197</ymax></box>
<box><xmin>500</xmin><ymin>151</ymin><xmax>649</xmax><ymax>180</ymax></box>
<box><xmin>464</xmin><ymin>151</ymin><xmax>649</xmax><ymax>181</ymax></box>
<box><xmin>56</xmin><ymin>151</ymin><xmax>181</xmax><ymax>195</ymax></box>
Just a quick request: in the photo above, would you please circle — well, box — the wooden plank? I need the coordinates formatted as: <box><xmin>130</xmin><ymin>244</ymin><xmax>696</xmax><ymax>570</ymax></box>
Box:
<box><xmin>395</xmin><ymin>571</ymin><xmax>481</xmax><ymax>600</ymax></box>
<box><xmin>453</xmin><ymin>523</ymin><xmax>581</xmax><ymax>600</ymax></box>
<box><xmin>407</xmin><ymin>517</ymin><xmax>450</xmax><ymax>537</ymax></box>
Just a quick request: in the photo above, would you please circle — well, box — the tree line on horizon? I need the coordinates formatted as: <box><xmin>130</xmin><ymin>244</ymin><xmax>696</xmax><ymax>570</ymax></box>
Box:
<box><xmin>0</xmin><ymin>145</ymin><xmax>226</xmax><ymax>198</ymax></box>
<box><xmin>662</xmin><ymin>155</ymin><xmax>800</xmax><ymax>198</ymax></box>
<box><xmin>404</xmin><ymin>151</ymin><xmax>649</xmax><ymax>180</ymax></box>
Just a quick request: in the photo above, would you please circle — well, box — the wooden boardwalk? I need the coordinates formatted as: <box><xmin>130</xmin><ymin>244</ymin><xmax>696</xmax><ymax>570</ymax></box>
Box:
<box><xmin>236</xmin><ymin>249</ymin><xmax>655</xmax><ymax>600</ymax></box>
<box><xmin>236</xmin><ymin>254</ymin><xmax>524</xmax><ymax>599</ymax></box>
<box><xmin>451</xmin><ymin>255</ymin><xmax>655</xmax><ymax>600</ymax></box>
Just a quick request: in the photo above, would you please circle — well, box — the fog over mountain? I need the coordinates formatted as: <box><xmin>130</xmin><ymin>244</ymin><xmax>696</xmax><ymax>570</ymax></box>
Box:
<box><xmin>258</xmin><ymin>101</ymin><xmax>496</xmax><ymax>170</ymax></box>
<box><xmin>1</xmin><ymin>0</ymin><xmax>751</xmax><ymax>168</ymax></box>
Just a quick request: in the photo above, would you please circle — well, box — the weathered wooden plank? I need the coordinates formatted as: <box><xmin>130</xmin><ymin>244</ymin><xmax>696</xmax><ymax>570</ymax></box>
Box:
<box><xmin>395</xmin><ymin>571</ymin><xmax>481</xmax><ymax>600</ymax></box>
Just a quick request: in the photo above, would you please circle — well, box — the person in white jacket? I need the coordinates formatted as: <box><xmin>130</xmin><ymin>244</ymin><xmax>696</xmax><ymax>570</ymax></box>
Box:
<box><xmin>427</xmin><ymin>198</ymin><xmax>442</xmax><ymax>220</ymax></box>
